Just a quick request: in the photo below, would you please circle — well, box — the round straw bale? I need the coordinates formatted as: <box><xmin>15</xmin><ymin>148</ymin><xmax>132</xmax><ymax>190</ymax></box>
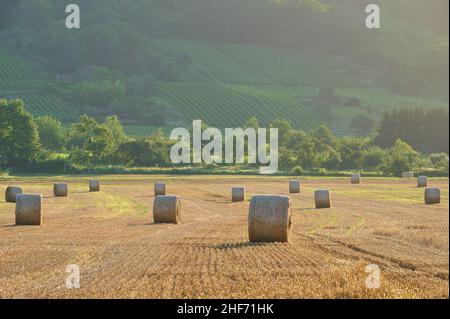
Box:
<box><xmin>15</xmin><ymin>194</ymin><xmax>42</xmax><ymax>225</ymax></box>
<box><xmin>351</xmin><ymin>173</ymin><xmax>361</xmax><ymax>184</ymax></box>
<box><xmin>425</xmin><ymin>188</ymin><xmax>440</xmax><ymax>205</ymax></box>
<box><xmin>53</xmin><ymin>183</ymin><xmax>68</xmax><ymax>197</ymax></box>
<box><xmin>402</xmin><ymin>172</ymin><xmax>414</xmax><ymax>178</ymax></box>
<box><xmin>248</xmin><ymin>195</ymin><xmax>292</xmax><ymax>243</ymax></box>
<box><xmin>289</xmin><ymin>180</ymin><xmax>300</xmax><ymax>193</ymax></box>
<box><xmin>154</xmin><ymin>182</ymin><xmax>166</xmax><ymax>196</ymax></box>
<box><xmin>417</xmin><ymin>176</ymin><xmax>427</xmax><ymax>188</ymax></box>
<box><xmin>315</xmin><ymin>189</ymin><xmax>332</xmax><ymax>209</ymax></box>
<box><xmin>5</xmin><ymin>186</ymin><xmax>23</xmax><ymax>203</ymax></box>
<box><xmin>89</xmin><ymin>180</ymin><xmax>100</xmax><ymax>192</ymax></box>
<box><xmin>153</xmin><ymin>196</ymin><xmax>181</xmax><ymax>224</ymax></box>
<box><xmin>232</xmin><ymin>187</ymin><xmax>245</xmax><ymax>202</ymax></box>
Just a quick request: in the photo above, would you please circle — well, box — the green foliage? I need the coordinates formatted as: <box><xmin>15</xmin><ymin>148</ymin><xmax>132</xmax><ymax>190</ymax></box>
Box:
<box><xmin>374</xmin><ymin>108</ymin><xmax>449</xmax><ymax>154</ymax></box>
<box><xmin>362</xmin><ymin>147</ymin><xmax>386</xmax><ymax>170</ymax></box>
<box><xmin>72</xmin><ymin>80</ymin><xmax>126</xmax><ymax>107</ymax></box>
<box><xmin>1</xmin><ymin>100</ymin><xmax>446</xmax><ymax>176</ymax></box>
<box><xmin>67</xmin><ymin>115</ymin><xmax>125</xmax><ymax>165</ymax></box>
<box><xmin>350</xmin><ymin>114</ymin><xmax>375</xmax><ymax>132</ymax></box>
<box><xmin>243</xmin><ymin>117</ymin><xmax>260</xmax><ymax>130</ymax></box>
<box><xmin>270</xmin><ymin>118</ymin><xmax>293</xmax><ymax>146</ymax></box>
<box><xmin>0</xmin><ymin>99</ymin><xmax>40</xmax><ymax>167</ymax></box>
<box><xmin>0</xmin><ymin>1</ymin><xmax>448</xmax><ymax>174</ymax></box>
<box><xmin>429</xmin><ymin>153</ymin><xmax>449</xmax><ymax>171</ymax></box>
<box><xmin>291</xmin><ymin>165</ymin><xmax>304</xmax><ymax>175</ymax></box>
<box><xmin>117</xmin><ymin>130</ymin><xmax>172</xmax><ymax>166</ymax></box>
<box><xmin>338</xmin><ymin>137</ymin><xmax>365</xmax><ymax>170</ymax></box>
<box><xmin>104</xmin><ymin>116</ymin><xmax>128</xmax><ymax>146</ymax></box>
<box><xmin>35</xmin><ymin>115</ymin><xmax>66</xmax><ymax>151</ymax></box>
<box><xmin>381</xmin><ymin>139</ymin><xmax>420</xmax><ymax>176</ymax></box>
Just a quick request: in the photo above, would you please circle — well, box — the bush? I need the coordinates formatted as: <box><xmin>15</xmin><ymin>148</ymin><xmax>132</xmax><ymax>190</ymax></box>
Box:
<box><xmin>362</xmin><ymin>147</ymin><xmax>386</xmax><ymax>170</ymax></box>
<box><xmin>291</xmin><ymin>165</ymin><xmax>304</xmax><ymax>175</ymax></box>
<box><xmin>20</xmin><ymin>159</ymin><xmax>74</xmax><ymax>174</ymax></box>
<box><xmin>381</xmin><ymin>139</ymin><xmax>419</xmax><ymax>176</ymax></box>
<box><xmin>350</xmin><ymin>113</ymin><xmax>374</xmax><ymax>132</ymax></box>
<box><xmin>72</xmin><ymin>80</ymin><xmax>126</xmax><ymax>107</ymax></box>
<box><xmin>430</xmin><ymin>153</ymin><xmax>449</xmax><ymax>169</ymax></box>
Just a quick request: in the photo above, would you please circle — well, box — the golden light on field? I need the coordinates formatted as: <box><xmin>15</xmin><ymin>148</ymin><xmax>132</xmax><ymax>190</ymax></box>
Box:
<box><xmin>0</xmin><ymin>176</ymin><xmax>448</xmax><ymax>298</ymax></box>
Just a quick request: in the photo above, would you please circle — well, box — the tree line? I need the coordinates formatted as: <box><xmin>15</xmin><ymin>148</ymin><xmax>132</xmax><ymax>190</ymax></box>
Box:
<box><xmin>1</xmin><ymin>99</ymin><xmax>448</xmax><ymax>176</ymax></box>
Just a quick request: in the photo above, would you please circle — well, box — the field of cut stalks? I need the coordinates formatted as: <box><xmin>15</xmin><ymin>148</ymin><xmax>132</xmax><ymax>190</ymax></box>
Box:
<box><xmin>0</xmin><ymin>176</ymin><xmax>448</xmax><ymax>298</ymax></box>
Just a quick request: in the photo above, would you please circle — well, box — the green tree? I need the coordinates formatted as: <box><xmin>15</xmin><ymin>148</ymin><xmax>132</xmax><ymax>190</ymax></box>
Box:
<box><xmin>243</xmin><ymin>116</ymin><xmax>260</xmax><ymax>130</ymax></box>
<box><xmin>35</xmin><ymin>115</ymin><xmax>66</xmax><ymax>151</ymax></box>
<box><xmin>270</xmin><ymin>118</ymin><xmax>292</xmax><ymax>146</ymax></box>
<box><xmin>381</xmin><ymin>139</ymin><xmax>419</xmax><ymax>176</ymax></box>
<box><xmin>362</xmin><ymin>147</ymin><xmax>386</xmax><ymax>170</ymax></box>
<box><xmin>0</xmin><ymin>99</ymin><xmax>40</xmax><ymax>167</ymax></box>
<box><xmin>350</xmin><ymin>113</ymin><xmax>374</xmax><ymax>132</ymax></box>
<box><xmin>104</xmin><ymin>116</ymin><xmax>128</xmax><ymax>146</ymax></box>
<box><xmin>67</xmin><ymin>115</ymin><xmax>118</xmax><ymax>165</ymax></box>
<box><xmin>74</xmin><ymin>80</ymin><xmax>126</xmax><ymax>107</ymax></box>
<box><xmin>117</xmin><ymin>130</ymin><xmax>172</xmax><ymax>166</ymax></box>
<box><xmin>338</xmin><ymin>137</ymin><xmax>364</xmax><ymax>170</ymax></box>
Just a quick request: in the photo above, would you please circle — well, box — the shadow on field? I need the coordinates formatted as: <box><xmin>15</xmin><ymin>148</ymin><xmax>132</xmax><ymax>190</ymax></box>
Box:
<box><xmin>1</xmin><ymin>224</ymin><xmax>40</xmax><ymax>229</ymax></box>
<box><xmin>127</xmin><ymin>222</ymin><xmax>171</xmax><ymax>227</ymax></box>
<box><xmin>1</xmin><ymin>224</ymin><xmax>17</xmax><ymax>228</ymax></box>
<box><xmin>298</xmin><ymin>207</ymin><xmax>317</xmax><ymax>212</ymax></box>
<box><xmin>203</xmin><ymin>199</ymin><xmax>230</xmax><ymax>204</ymax></box>
<box><xmin>205</xmin><ymin>241</ymin><xmax>286</xmax><ymax>250</ymax></box>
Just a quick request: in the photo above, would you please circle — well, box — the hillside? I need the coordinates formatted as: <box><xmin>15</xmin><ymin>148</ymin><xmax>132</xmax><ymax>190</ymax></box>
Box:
<box><xmin>0</xmin><ymin>0</ymin><xmax>448</xmax><ymax>134</ymax></box>
<box><xmin>0</xmin><ymin>42</ymin><xmax>77</xmax><ymax>122</ymax></box>
<box><xmin>1</xmin><ymin>36</ymin><xmax>448</xmax><ymax>133</ymax></box>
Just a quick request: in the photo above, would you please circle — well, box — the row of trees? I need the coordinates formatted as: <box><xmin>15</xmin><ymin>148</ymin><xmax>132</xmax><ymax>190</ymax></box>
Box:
<box><xmin>1</xmin><ymin>99</ymin><xmax>448</xmax><ymax>176</ymax></box>
<box><xmin>374</xmin><ymin>108</ymin><xmax>449</xmax><ymax>154</ymax></box>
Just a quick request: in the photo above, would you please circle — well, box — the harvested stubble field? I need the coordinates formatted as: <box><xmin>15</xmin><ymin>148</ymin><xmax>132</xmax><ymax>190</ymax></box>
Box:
<box><xmin>0</xmin><ymin>176</ymin><xmax>448</xmax><ymax>299</ymax></box>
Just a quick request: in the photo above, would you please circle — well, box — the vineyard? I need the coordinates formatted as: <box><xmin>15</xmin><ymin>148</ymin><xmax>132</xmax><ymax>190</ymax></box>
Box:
<box><xmin>153</xmin><ymin>39</ymin><xmax>272</xmax><ymax>85</ymax></box>
<box><xmin>211</xmin><ymin>43</ymin><xmax>374</xmax><ymax>87</ymax></box>
<box><xmin>0</xmin><ymin>42</ymin><xmax>77</xmax><ymax>122</ymax></box>
<box><xmin>157</xmin><ymin>82</ymin><xmax>321</xmax><ymax>129</ymax></box>
<box><xmin>152</xmin><ymin>39</ymin><xmax>448</xmax><ymax>131</ymax></box>
<box><xmin>152</xmin><ymin>39</ymin><xmax>373</xmax><ymax>87</ymax></box>
<box><xmin>2</xmin><ymin>38</ymin><xmax>448</xmax><ymax>131</ymax></box>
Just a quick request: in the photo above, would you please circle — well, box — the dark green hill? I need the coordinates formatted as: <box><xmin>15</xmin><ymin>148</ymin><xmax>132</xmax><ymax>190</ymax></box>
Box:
<box><xmin>0</xmin><ymin>0</ymin><xmax>448</xmax><ymax>134</ymax></box>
